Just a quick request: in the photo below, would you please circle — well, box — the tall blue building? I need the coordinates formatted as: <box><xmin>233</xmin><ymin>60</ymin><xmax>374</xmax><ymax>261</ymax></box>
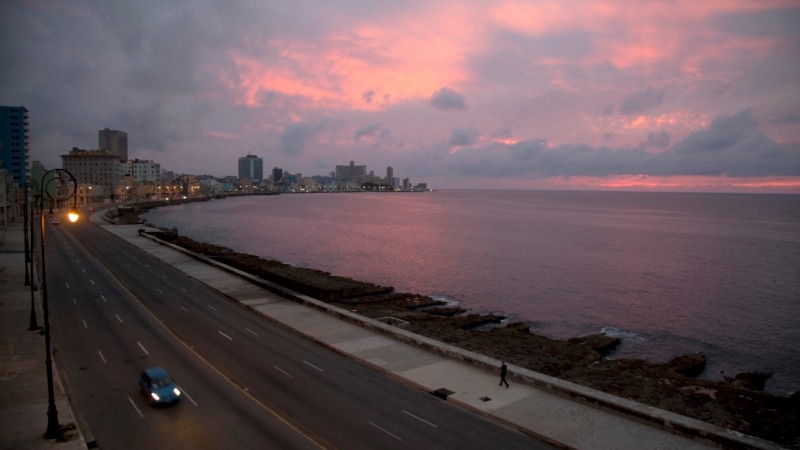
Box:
<box><xmin>0</xmin><ymin>106</ymin><xmax>29</xmax><ymax>186</ymax></box>
<box><xmin>238</xmin><ymin>154</ymin><xmax>263</xmax><ymax>182</ymax></box>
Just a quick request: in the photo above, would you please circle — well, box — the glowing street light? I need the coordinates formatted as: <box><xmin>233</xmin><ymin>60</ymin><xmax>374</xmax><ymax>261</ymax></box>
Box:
<box><xmin>38</xmin><ymin>168</ymin><xmax>79</xmax><ymax>440</ymax></box>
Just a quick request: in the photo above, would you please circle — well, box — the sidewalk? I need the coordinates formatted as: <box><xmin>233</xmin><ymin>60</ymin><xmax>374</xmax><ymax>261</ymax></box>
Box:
<box><xmin>0</xmin><ymin>220</ymin><xmax>88</xmax><ymax>450</ymax></box>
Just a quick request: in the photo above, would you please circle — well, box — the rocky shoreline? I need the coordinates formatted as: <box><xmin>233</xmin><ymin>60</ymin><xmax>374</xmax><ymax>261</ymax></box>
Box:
<box><xmin>121</xmin><ymin>205</ymin><xmax>798</xmax><ymax>448</ymax></box>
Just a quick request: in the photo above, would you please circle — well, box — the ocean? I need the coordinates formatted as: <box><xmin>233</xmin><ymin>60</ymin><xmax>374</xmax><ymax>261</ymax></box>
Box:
<box><xmin>140</xmin><ymin>190</ymin><xmax>800</xmax><ymax>395</ymax></box>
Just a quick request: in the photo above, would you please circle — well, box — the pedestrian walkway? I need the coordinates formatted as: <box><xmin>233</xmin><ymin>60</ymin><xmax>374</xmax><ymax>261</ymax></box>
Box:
<box><xmin>0</xmin><ymin>214</ymin><xmax>782</xmax><ymax>450</ymax></box>
<box><xmin>0</xmin><ymin>220</ymin><xmax>88</xmax><ymax>450</ymax></box>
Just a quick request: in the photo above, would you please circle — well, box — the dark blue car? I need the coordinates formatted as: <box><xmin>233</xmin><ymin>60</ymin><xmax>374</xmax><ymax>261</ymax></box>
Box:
<box><xmin>139</xmin><ymin>367</ymin><xmax>181</xmax><ymax>406</ymax></box>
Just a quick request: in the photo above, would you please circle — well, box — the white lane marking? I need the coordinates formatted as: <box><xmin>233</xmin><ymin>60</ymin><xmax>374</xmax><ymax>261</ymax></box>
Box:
<box><xmin>72</xmin><ymin>298</ymin><xmax>77</xmax><ymax>305</ymax></box>
<box><xmin>157</xmin><ymin>288</ymin><xmax>163</xmax><ymax>294</ymax></box>
<box><xmin>245</xmin><ymin>327</ymin><xmax>258</xmax><ymax>336</ymax></box>
<box><xmin>207</xmin><ymin>305</ymin><xmax>217</xmax><ymax>311</ymax></box>
<box><xmin>273</xmin><ymin>365</ymin><xmax>293</xmax><ymax>378</ymax></box>
<box><xmin>65</xmin><ymin>282</ymin><xmax>70</xmax><ymax>289</ymax></box>
<box><xmin>181</xmin><ymin>287</ymin><xmax>188</xmax><ymax>293</ymax></box>
<box><xmin>161</xmin><ymin>274</ymin><xmax>166</xmax><ymax>280</ymax></box>
<box><xmin>218</xmin><ymin>330</ymin><xmax>233</xmax><ymax>341</ymax></box>
<box><xmin>368</xmin><ymin>422</ymin><xmax>402</xmax><ymax>441</ymax></box>
<box><xmin>101</xmin><ymin>294</ymin><xmax>108</xmax><ymax>303</ymax></box>
<box><xmin>138</xmin><ymin>341</ymin><xmax>149</xmax><ymax>355</ymax></box>
<box><xmin>98</xmin><ymin>351</ymin><xmax>106</xmax><ymax>363</ymax></box>
<box><xmin>128</xmin><ymin>396</ymin><xmax>144</xmax><ymax>418</ymax></box>
<box><xmin>180</xmin><ymin>305</ymin><xmax>189</xmax><ymax>312</ymax></box>
<box><xmin>82</xmin><ymin>268</ymin><xmax>86</xmax><ymax>273</ymax></box>
<box><xmin>82</xmin><ymin>320</ymin><xmax>88</xmax><ymax>329</ymax></box>
<box><xmin>90</xmin><ymin>279</ymin><xmax>95</xmax><ymax>286</ymax></box>
<box><xmin>303</xmin><ymin>361</ymin><xmax>324</xmax><ymax>372</ymax></box>
<box><xmin>115</xmin><ymin>314</ymin><xmax>123</xmax><ymax>323</ymax></box>
<box><xmin>179</xmin><ymin>387</ymin><xmax>198</xmax><ymax>406</ymax></box>
<box><xmin>402</xmin><ymin>410</ymin><xmax>438</xmax><ymax>428</ymax></box>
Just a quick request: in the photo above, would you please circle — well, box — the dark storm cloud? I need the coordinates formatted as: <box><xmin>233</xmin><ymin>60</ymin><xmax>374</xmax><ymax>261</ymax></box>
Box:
<box><xmin>771</xmin><ymin>112</ymin><xmax>800</xmax><ymax>125</ymax></box>
<box><xmin>280</xmin><ymin>118</ymin><xmax>344</xmax><ymax>156</ymax></box>
<box><xmin>448</xmin><ymin>127</ymin><xmax>477</xmax><ymax>146</ymax></box>
<box><xmin>0</xmin><ymin>1</ymin><xmax>234</xmax><ymax>155</ymax></box>
<box><xmin>437</xmin><ymin>110</ymin><xmax>799</xmax><ymax>178</ymax></box>
<box><xmin>362</xmin><ymin>90</ymin><xmax>376</xmax><ymax>103</ymax></box>
<box><xmin>355</xmin><ymin>123</ymin><xmax>381</xmax><ymax>141</ymax></box>
<box><xmin>430</xmin><ymin>87</ymin><xmax>467</xmax><ymax>110</ymax></box>
<box><xmin>645</xmin><ymin>131</ymin><xmax>671</xmax><ymax>149</ymax></box>
<box><xmin>715</xmin><ymin>7</ymin><xmax>800</xmax><ymax>39</ymax></box>
<box><xmin>619</xmin><ymin>87</ymin><xmax>664</xmax><ymax>115</ymax></box>
<box><xmin>471</xmin><ymin>28</ymin><xmax>594</xmax><ymax>87</ymax></box>
<box><xmin>652</xmin><ymin>109</ymin><xmax>799</xmax><ymax>176</ymax></box>
<box><xmin>510</xmin><ymin>139</ymin><xmax>547</xmax><ymax>161</ymax></box>
<box><xmin>280</xmin><ymin>122</ymin><xmax>315</xmax><ymax>156</ymax></box>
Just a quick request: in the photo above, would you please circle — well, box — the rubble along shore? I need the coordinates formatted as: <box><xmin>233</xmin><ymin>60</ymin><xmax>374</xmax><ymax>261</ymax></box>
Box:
<box><xmin>120</xmin><ymin>205</ymin><xmax>798</xmax><ymax>448</ymax></box>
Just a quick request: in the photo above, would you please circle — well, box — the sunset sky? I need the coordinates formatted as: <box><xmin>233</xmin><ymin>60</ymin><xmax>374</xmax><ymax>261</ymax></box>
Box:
<box><xmin>2</xmin><ymin>0</ymin><xmax>799</xmax><ymax>192</ymax></box>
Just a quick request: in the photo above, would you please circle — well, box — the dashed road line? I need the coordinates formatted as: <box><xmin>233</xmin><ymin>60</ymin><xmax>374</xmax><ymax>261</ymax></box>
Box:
<box><xmin>303</xmin><ymin>361</ymin><xmax>324</xmax><ymax>372</ymax></box>
<box><xmin>402</xmin><ymin>410</ymin><xmax>438</xmax><ymax>428</ymax></box>
<box><xmin>218</xmin><ymin>330</ymin><xmax>233</xmax><ymax>341</ymax></box>
<box><xmin>128</xmin><ymin>396</ymin><xmax>144</xmax><ymax>418</ymax></box>
<box><xmin>273</xmin><ymin>365</ymin><xmax>292</xmax><ymax>378</ymax></box>
<box><xmin>368</xmin><ymin>421</ymin><xmax>402</xmax><ymax>441</ymax></box>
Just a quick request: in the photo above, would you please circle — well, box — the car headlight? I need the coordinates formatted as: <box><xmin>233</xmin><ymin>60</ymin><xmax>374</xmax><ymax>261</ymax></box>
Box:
<box><xmin>173</xmin><ymin>388</ymin><xmax>181</xmax><ymax>396</ymax></box>
<box><xmin>150</xmin><ymin>392</ymin><xmax>160</xmax><ymax>401</ymax></box>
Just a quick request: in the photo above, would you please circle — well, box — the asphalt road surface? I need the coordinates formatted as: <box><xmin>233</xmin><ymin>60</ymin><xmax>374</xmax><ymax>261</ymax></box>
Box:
<box><xmin>44</xmin><ymin>215</ymin><xmax>553</xmax><ymax>449</ymax></box>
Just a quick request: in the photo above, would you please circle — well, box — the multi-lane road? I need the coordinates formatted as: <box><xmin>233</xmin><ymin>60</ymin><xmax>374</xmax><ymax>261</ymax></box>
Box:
<box><xmin>45</xmin><ymin>214</ymin><xmax>551</xmax><ymax>449</ymax></box>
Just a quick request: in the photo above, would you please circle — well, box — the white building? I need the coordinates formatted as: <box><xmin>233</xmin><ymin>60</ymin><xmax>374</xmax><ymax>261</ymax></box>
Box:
<box><xmin>121</xmin><ymin>159</ymin><xmax>161</xmax><ymax>184</ymax></box>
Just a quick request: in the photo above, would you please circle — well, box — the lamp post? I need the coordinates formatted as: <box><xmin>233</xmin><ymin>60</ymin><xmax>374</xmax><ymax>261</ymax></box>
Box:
<box><xmin>38</xmin><ymin>168</ymin><xmax>80</xmax><ymax>440</ymax></box>
<box><xmin>26</xmin><ymin>180</ymin><xmax>40</xmax><ymax>331</ymax></box>
<box><xmin>23</xmin><ymin>183</ymin><xmax>31</xmax><ymax>287</ymax></box>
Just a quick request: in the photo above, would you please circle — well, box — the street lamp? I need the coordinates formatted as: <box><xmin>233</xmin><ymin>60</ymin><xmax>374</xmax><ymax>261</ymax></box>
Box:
<box><xmin>38</xmin><ymin>168</ymin><xmax>79</xmax><ymax>440</ymax></box>
<box><xmin>26</xmin><ymin>180</ymin><xmax>39</xmax><ymax>331</ymax></box>
<box><xmin>23</xmin><ymin>183</ymin><xmax>31</xmax><ymax>286</ymax></box>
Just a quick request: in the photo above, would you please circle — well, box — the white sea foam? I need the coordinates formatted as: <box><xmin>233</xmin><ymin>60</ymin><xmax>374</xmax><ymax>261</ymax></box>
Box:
<box><xmin>429</xmin><ymin>295</ymin><xmax>460</xmax><ymax>306</ymax></box>
<box><xmin>601</xmin><ymin>327</ymin><xmax>645</xmax><ymax>341</ymax></box>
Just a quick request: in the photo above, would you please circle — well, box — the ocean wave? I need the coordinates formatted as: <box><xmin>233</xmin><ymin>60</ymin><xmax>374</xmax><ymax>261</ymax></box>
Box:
<box><xmin>601</xmin><ymin>326</ymin><xmax>645</xmax><ymax>341</ymax></box>
<box><xmin>429</xmin><ymin>295</ymin><xmax>460</xmax><ymax>306</ymax></box>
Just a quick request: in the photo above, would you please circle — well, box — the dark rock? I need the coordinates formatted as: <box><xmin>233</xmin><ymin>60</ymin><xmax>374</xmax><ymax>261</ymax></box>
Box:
<box><xmin>567</xmin><ymin>334</ymin><xmax>620</xmax><ymax>356</ymax></box>
<box><xmin>666</xmin><ymin>353</ymin><xmax>706</xmax><ymax>377</ymax></box>
<box><xmin>732</xmin><ymin>372</ymin><xmax>772</xmax><ymax>391</ymax></box>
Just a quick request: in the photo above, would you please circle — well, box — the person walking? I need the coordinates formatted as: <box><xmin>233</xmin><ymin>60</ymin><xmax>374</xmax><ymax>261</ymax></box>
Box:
<box><xmin>499</xmin><ymin>361</ymin><xmax>509</xmax><ymax>388</ymax></box>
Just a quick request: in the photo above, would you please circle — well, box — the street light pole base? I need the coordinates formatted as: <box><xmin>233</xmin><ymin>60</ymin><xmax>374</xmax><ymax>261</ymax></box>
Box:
<box><xmin>44</xmin><ymin>408</ymin><xmax>62</xmax><ymax>440</ymax></box>
<box><xmin>28</xmin><ymin>310</ymin><xmax>38</xmax><ymax>331</ymax></box>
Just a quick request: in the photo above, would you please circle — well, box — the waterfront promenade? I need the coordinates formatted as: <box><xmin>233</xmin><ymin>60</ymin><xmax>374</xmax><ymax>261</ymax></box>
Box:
<box><xmin>1</xmin><ymin>216</ymin><xmax>783</xmax><ymax>449</ymax></box>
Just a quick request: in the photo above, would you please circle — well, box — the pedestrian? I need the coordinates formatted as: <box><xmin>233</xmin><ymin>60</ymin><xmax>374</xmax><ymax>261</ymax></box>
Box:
<box><xmin>499</xmin><ymin>361</ymin><xmax>509</xmax><ymax>388</ymax></box>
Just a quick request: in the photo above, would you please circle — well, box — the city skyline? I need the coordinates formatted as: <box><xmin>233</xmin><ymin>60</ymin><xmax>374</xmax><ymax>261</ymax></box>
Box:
<box><xmin>1</xmin><ymin>1</ymin><xmax>799</xmax><ymax>193</ymax></box>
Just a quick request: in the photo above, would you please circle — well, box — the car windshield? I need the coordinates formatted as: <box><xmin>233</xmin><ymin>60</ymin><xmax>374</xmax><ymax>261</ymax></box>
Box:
<box><xmin>151</xmin><ymin>376</ymin><xmax>172</xmax><ymax>388</ymax></box>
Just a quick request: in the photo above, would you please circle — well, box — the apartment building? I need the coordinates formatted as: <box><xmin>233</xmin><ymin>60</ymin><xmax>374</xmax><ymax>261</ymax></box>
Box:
<box><xmin>0</xmin><ymin>106</ymin><xmax>29</xmax><ymax>187</ymax></box>
<box><xmin>61</xmin><ymin>148</ymin><xmax>120</xmax><ymax>202</ymax></box>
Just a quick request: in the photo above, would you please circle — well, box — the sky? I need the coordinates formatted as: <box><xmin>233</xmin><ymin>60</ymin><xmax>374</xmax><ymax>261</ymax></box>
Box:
<box><xmin>2</xmin><ymin>0</ymin><xmax>799</xmax><ymax>192</ymax></box>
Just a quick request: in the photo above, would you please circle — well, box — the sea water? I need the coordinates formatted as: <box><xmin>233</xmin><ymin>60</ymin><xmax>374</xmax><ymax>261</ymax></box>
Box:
<box><xmin>141</xmin><ymin>190</ymin><xmax>800</xmax><ymax>394</ymax></box>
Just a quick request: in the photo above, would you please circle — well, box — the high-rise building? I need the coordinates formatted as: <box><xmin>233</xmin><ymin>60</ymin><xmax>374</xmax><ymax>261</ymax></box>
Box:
<box><xmin>99</xmin><ymin>128</ymin><xmax>128</xmax><ymax>161</ymax></box>
<box><xmin>61</xmin><ymin>148</ymin><xmax>120</xmax><ymax>201</ymax></box>
<box><xmin>0</xmin><ymin>106</ymin><xmax>29</xmax><ymax>186</ymax></box>
<box><xmin>335</xmin><ymin>160</ymin><xmax>366</xmax><ymax>182</ymax></box>
<box><xmin>386</xmin><ymin>166</ymin><xmax>393</xmax><ymax>187</ymax></box>
<box><xmin>272</xmin><ymin>167</ymin><xmax>283</xmax><ymax>183</ymax></box>
<box><xmin>238</xmin><ymin>154</ymin><xmax>263</xmax><ymax>182</ymax></box>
